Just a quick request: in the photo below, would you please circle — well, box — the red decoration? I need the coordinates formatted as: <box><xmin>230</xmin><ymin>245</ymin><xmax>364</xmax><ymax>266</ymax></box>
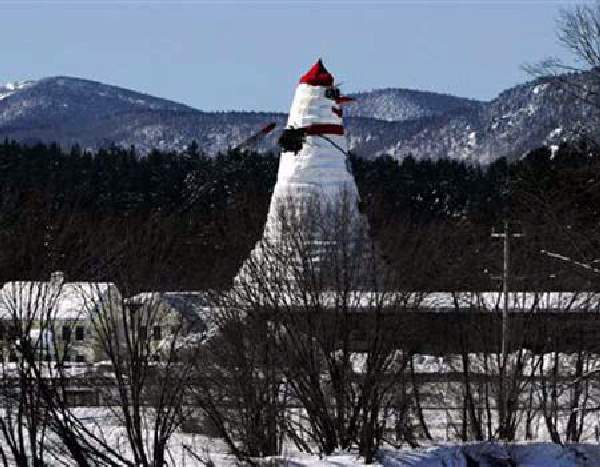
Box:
<box><xmin>335</xmin><ymin>96</ymin><xmax>354</xmax><ymax>105</ymax></box>
<box><xmin>299</xmin><ymin>59</ymin><xmax>334</xmax><ymax>87</ymax></box>
<box><xmin>304</xmin><ymin>124</ymin><xmax>344</xmax><ymax>136</ymax></box>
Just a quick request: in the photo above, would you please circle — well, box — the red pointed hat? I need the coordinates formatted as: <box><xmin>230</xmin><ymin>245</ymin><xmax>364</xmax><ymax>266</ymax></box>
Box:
<box><xmin>299</xmin><ymin>59</ymin><xmax>334</xmax><ymax>86</ymax></box>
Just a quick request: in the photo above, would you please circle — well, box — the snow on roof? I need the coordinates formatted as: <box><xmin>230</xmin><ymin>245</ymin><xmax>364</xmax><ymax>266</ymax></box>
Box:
<box><xmin>231</xmin><ymin>289</ymin><xmax>600</xmax><ymax>312</ymax></box>
<box><xmin>127</xmin><ymin>291</ymin><xmax>213</xmax><ymax>332</ymax></box>
<box><xmin>313</xmin><ymin>291</ymin><xmax>600</xmax><ymax>311</ymax></box>
<box><xmin>418</xmin><ymin>291</ymin><xmax>600</xmax><ymax>312</ymax></box>
<box><xmin>0</xmin><ymin>281</ymin><xmax>120</xmax><ymax>320</ymax></box>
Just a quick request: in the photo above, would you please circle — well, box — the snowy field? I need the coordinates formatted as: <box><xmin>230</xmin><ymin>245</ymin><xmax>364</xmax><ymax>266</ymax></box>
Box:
<box><xmin>43</xmin><ymin>409</ymin><xmax>600</xmax><ymax>466</ymax></box>
<box><xmin>189</xmin><ymin>442</ymin><xmax>600</xmax><ymax>466</ymax></box>
<box><xmin>72</xmin><ymin>412</ymin><xmax>600</xmax><ymax>467</ymax></box>
<box><xmin>3</xmin><ymin>401</ymin><xmax>600</xmax><ymax>465</ymax></box>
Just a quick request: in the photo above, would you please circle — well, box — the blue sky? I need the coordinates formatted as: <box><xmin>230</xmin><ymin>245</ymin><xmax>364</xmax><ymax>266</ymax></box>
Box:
<box><xmin>0</xmin><ymin>0</ymin><xmax>581</xmax><ymax>111</ymax></box>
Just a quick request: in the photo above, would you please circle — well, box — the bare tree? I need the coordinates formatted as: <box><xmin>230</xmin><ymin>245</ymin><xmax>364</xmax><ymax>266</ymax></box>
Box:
<box><xmin>207</xmin><ymin>192</ymin><xmax>428</xmax><ymax>463</ymax></box>
<box><xmin>526</xmin><ymin>1</ymin><xmax>600</xmax><ymax>143</ymax></box>
<box><xmin>88</xmin><ymin>287</ymin><xmax>195</xmax><ymax>467</ymax></box>
<box><xmin>543</xmin><ymin>2</ymin><xmax>600</xmax><ymax>76</ymax></box>
<box><xmin>0</xmin><ymin>280</ymin><xmax>54</xmax><ymax>467</ymax></box>
<box><xmin>74</xmin><ymin>217</ymin><xmax>205</xmax><ymax>467</ymax></box>
<box><xmin>0</xmin><ymin>206</ymin><xmax>200</xmax><ymax>466</ymax></box>
<box><xmin>0</xmin><ymin>278</ymin><xmax>136</xmax><ymax>466</ymax></box>
<box><xmin>191</xmin><ymin>300</ymin><xmax>287</xmax><ymax>464</ymax></box>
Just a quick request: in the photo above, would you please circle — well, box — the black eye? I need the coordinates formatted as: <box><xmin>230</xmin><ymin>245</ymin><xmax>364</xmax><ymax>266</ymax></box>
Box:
<box><xmin>325</xmin><ymin>88</ymin><xmax>340</xmax><ymax>100</ymax></box>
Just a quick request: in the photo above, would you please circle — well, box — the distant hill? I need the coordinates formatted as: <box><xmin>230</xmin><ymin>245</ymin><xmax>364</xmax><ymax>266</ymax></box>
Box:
<box><xmin>0</xmin><ymin>73</ymin><xmax>598</xmax><ymax>162</ymax></box>
<box><xmin>0</xmin><ymin>77</ymin><xmax>285</xmax><ymax>154</ymax></box>
<box><xmin>348</xmin><ymin>73</ymin><xmax>600</xmax><ymax>163</ymax></box>
<box><xmin>345</xmin><ymin>87</ymin><xmax>483</xmax><ymax>122</ymax></box>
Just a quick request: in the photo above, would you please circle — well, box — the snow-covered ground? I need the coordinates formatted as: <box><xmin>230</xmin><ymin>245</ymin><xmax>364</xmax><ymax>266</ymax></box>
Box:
<box><xmin>379</xmin><ymin>443</ymin><xmax>600</xmax><ymax>467</ymax></box>
<box><xmin>4</xmin><ymin>407</ymin><xmax>599</xmax><ymax>466</ymax></box>
<box><xmin>181</xmin><ymin>442</ymin><xmax>600</xmax><ymax>466</ymax></box>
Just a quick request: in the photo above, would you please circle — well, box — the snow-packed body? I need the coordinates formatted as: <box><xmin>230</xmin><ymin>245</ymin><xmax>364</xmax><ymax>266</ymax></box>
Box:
<box><xmin>264</xmin><ymin>60</ymin><xmax>360</xmax><ymax>241</ymax></box>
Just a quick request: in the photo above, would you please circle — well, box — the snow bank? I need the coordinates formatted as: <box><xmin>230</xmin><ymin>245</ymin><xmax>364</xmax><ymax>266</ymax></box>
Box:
<box><xmin>378</xmin><ymin>442</ymin><xmax>600</xmax><ymax>467</ymax></box>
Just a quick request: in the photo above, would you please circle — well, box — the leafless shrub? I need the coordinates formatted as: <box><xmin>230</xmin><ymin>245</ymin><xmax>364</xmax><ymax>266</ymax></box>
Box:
<box><xmin>194</xmin><ymin>191</ymin><xmax>429</xmax><ymax>463</ymax></box>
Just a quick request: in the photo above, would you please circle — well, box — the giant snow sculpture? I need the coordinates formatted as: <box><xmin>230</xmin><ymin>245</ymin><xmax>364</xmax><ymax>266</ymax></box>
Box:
<box><xmin>235</xmin><ymin>60</ymin><xmax>365</xmax><ymax>290</ymax></box>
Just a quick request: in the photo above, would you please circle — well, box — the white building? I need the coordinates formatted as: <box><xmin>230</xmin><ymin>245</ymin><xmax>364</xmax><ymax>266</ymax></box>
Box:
<box><xmin>0</xmin><ymin>271</ymin><xmax>120</xmax><ymax>363</ymax></box>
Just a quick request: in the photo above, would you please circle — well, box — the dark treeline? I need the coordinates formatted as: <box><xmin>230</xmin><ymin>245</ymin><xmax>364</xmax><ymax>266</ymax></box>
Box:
<box><xmin>0</xmin><ymin>140</ymin><xmax>277</xmax><ymax>288</ymax></box>
<box><xmin>353</xmin><ymin>142</ymin><xmax>600</xmax><ymax>291</ymax></box>
<box><xmin>1</xmin><ymin>138</ymin><xmax>599</xmax><ymax>290</ymax></box>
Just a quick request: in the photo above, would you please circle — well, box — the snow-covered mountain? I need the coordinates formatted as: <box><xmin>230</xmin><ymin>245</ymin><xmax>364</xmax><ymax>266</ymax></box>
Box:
<box><xmin>345</xmin><ymin>87</ymin><xmax>483</xmax><ymax>122</ymax></box>
<box><xmin>0</xmin><ymin>77</ymin><xmax>286</xmax><ymax>154</ymax></box>
<box><xmin>0</xmin><ymin>80</ymin><xmax>35</xmax><ymax>101</ymax></box>
<box><xmin>349</xmin><ymin>72</ymin><xmax>600</xmax><ymax>163</ymax></box>
<box><xmin>385</xmin><ymin>73</ymin><xmax>600</xmax><ymax>163</ymax></box>
<box><xmin>0</xmin><ymin>74</ymin><xmax>597</xmax><ymax>162</ymax></box>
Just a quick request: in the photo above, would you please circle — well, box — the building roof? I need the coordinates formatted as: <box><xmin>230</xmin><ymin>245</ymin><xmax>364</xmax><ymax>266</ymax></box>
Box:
<box><xmin>126</xmin><ymin>291</ymin><xmax>212</xmax><ymax>333</ymax></box>
<box><xmin>0</xmin><ymin>280</ymin><xmax>119</xmax><ymax>320</ymax></box>
<box><xmin>417</xmin><ymin>291</ymin><xmax>600</xmax><ymax>312</ymax></box>
<box><xmin>232</xmin><ymin>290</ymin><xmax>600</xmax><ymax>312</ymax></box>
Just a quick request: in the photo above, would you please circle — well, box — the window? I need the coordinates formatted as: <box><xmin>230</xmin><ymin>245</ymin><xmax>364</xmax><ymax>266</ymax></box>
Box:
<box><xmin>76</xmin><ymin>355</ymin><xmax>85</xmax><ymax>363</ymax></box>
<box><xmin>0</xmin><ymin>325</ymin><xmax>4</xmax><ymax>341</ymax></box>
<box><xmin>139</xmin><ymin>327</ymin><xmax>147</xmax><ymax>341</ymax></box>
<box><xmin>8</xmin><ymin>352</ymin><xmax>17</xmax><ymax>363</ymax></box>
<box><xmin>153</xmin><ymin>326</ymin><xmax>161</xmax><ymax>341</ymax></box>
<box><xmin>63</xmin><ymin>326</ymin><xmax>71</xmax><ymax>342</ymax></box>
<box><xmin>63</xmin><ymin>352</ymin><xmax>70</xmax><ymax>362</ymax></box>
<box><xmin>75</xmin><ymin>326</ymin><xmax>84</xmax><ymax>341</ymax></box>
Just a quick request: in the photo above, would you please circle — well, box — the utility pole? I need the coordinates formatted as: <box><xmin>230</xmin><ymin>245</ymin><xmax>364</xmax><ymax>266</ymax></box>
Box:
<box><xmin>491</xmin><ymin>220</ymin><xmax>523</xmax><ymax>438</ymax></box>
<box><xmin>491</xmin><ymin>220</ymin><xmax>519</xmax><ymax>360</ymax></box>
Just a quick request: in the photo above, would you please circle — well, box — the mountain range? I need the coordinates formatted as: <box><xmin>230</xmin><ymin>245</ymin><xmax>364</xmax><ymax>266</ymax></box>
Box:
<box><xmin>1</xmin><ymin>73</ymin><xmax>598</xmax><ymax>163</ymax></box>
